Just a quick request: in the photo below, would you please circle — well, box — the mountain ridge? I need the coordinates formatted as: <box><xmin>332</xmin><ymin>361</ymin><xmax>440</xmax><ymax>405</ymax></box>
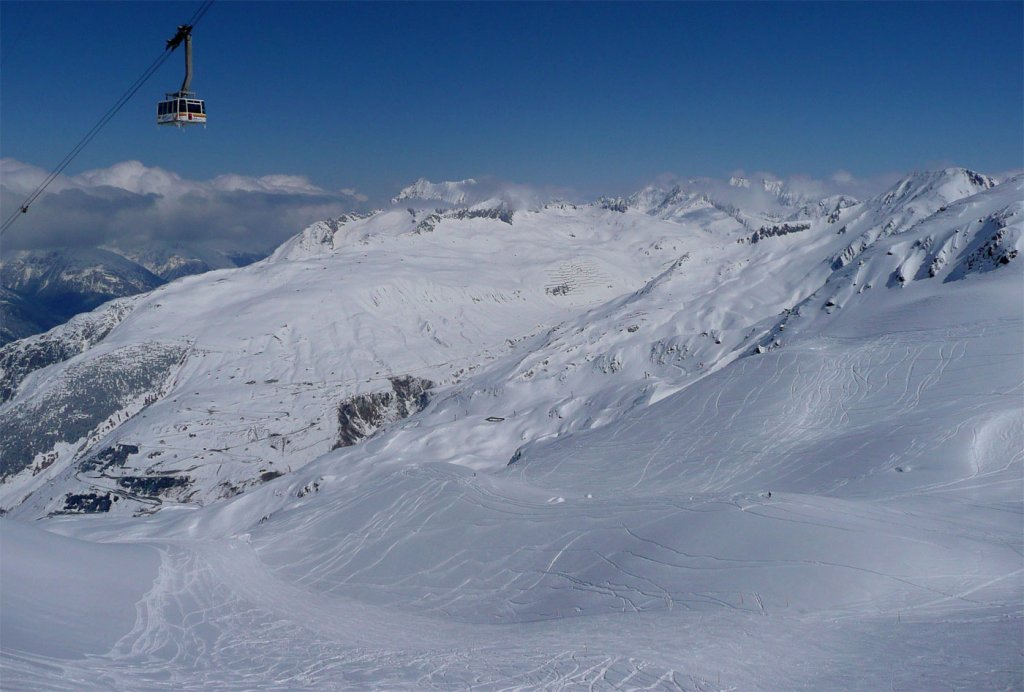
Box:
<box><xmin>1</xmin><ymin>167</ymin><xmax>1019</xmax><ymax>517</ymax></box>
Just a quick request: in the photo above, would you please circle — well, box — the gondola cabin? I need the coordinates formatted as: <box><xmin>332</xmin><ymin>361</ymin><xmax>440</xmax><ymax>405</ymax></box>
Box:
<box><xmin>157</xmin><ymin>92</ymin><xmax>206</xmax><ymax>127</ymax></box>
<box><xmin>157</xmin><ymin>23</ymin><xmax>206</xmax><ymax>128</ymax></box>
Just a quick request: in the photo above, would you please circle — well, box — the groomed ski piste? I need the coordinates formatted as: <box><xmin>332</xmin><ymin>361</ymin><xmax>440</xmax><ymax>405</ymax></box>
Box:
<box><xmin>1</xmin><ymin>169</ymin><xmax>1022</xmax><ymax>689</ymax></box>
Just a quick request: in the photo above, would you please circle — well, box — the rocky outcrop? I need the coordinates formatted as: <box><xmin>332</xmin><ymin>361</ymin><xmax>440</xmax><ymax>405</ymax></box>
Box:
<box><xmin>335</xmin><ymin>376</ymin><xmax>433</xmax><ymax>448</ymax></box>
<box><xmin>749</xmin><ymin>223</ymin><xmax>810</xmax><ymax>244</ymax></box>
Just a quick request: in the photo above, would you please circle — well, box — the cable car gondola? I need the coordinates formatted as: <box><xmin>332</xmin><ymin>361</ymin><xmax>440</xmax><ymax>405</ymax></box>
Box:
<box><xmin>157</xmin><ymin>24</ymin><xmax>206</xmax><ymax>127</ymax></box>
<box><xmin>157</xmin><ymin>92</ymin><xmax>205</xmax><ymax>126</ymax></box>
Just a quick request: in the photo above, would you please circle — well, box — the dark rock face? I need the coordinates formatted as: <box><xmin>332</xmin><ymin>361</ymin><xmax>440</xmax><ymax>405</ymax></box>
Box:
<box><xmin>964</xmin><ymin>169</ymin><xmax>997</xmax><ymax>190</ymax></box>
<box><xmin>946</xmin><ymin>213</ymin><xmax>1020</xmax><ymax>281</ymax></box>
<box><xmin>750</xmin><ymin>223</ymin><xmax>810</xmax><ymax>244</ymax></box>
<box><xmin>61</xmin><ymin>492</ymin><xmax>114</xmax><ymax>513</ymax></box>
<box><xmin>116</xmin><ymin>475</ymin><xmax>189</xmax><ymax>495</ymax></box>
<box><xmin>415</xmin><ymin>206</ymin><xmax>514</xmax><ymax>234</ymax></box>
<box><xmin>80</xmin><ymin>444</ymin><xmax>140</xmax><ymax>472</ymax></box>
<box><xmin>598</xmin><ymin>197</ymin><xmax>629</xmax><ymax>213</ymax></box>
<box><xmin>450</xmin><ymin>207</ymin><xmax>514</xmax><ymax>224</ymax></box>
<box><xmin>335</xmin><ymin>375</ymin><xmax>433</xmax><ymax>449</ymax></box>
<box><xmin>415</xmin><ymin>212</ymin><xmax>444</xmax><ymax>234</ymax></box>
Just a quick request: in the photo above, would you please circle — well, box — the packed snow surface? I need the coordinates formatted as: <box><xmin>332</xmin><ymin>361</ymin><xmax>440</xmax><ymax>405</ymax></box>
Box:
<box><xmin>1</xmin><ymin>169</ymin><xmax>1021</xmax><ymax>689</ymax></box>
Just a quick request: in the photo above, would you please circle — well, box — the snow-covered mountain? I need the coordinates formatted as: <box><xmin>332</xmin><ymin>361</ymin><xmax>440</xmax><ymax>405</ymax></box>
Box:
<box><xmin>0</xmin><ymin>248</ymin><xmax>163</xmax><ymax>344</ymax></box>
<box><xmin>0</xmin><ymin>248</ymin><xmax>163</xmax><ymax>304</ymax></box>
<box><xmin>0</xmin><ymin>244</ymin><xmax>267</xmax><ymax>345</ymax></box>
<box><xmin>109</xmin><ymin>241</ymin><xmax>257</xmax><ymax>282</ymax></box>
<box><xmin>1</xmin><ymin>168</ymin><xmax>1021</xmax><ymax>688</ymax></box>
<box><xmin>390</xmin><ymin>176</ymin><xmax>561</xmax><ymax>212</ymax></box>
<box><xmin>601</xmin><ymin>173</ymin><xmax>855</xmax><ymax>234</ymax></box>
<box><xmin>391</xmin><ymin>177</ymin><xmax>480</xmax><ymax>206</ymax></box>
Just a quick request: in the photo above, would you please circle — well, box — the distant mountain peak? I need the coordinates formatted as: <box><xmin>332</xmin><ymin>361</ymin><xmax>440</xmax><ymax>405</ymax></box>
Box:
<box><xmin>391</xmin><ymin>178</ymin><xmax>479</xmax><ymax>206</ymax></box>
<box><xmin>728</xmin><ymin>175</ymin><xmax>785</xmax><ymax>196</ymax></box>
<box><xmin>875</xmin><ymin>167</ymin><xmax>997</xmax><ymax>209</ymax></box>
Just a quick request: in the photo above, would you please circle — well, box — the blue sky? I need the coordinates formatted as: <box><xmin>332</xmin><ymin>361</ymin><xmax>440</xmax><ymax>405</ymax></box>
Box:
<box><xmin>1</xmin><ymin>1</ymin><xmax>1022</xmax><ymax>204</ymax></box>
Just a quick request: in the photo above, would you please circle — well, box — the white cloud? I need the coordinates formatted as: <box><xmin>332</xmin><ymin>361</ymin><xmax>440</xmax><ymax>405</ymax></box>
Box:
<box><xmin>210</xmin><ymin>172</ymin><xmax>326</xmax><ymax>195</ymax></box>
<box><xmin>339</xmin><ymin>188</ymin><xmax>369</xmax><ymax>203</ymax></box>
<box><xmin>0</xmin><ymin>159</ymin><xmax>366</xmax><ymax>253</ymax></box>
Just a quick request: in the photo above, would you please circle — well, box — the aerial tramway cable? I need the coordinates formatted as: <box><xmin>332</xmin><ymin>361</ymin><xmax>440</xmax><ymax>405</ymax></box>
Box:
<box><xmin>0</xmin><ymin>0</ymin><xmax>214</xmax><ymax>238</ymax></box>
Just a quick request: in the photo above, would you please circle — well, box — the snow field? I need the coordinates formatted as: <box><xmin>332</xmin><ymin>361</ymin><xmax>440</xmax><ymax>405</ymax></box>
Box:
<box><xmin>1</xmin><ymin>169</ymin><xmax>1021</xmax><ymax>688</ymax></box>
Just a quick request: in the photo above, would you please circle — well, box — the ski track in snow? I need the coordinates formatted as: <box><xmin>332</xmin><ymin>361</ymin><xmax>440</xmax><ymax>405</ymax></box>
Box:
<box><xmin>3</xmin><ymin>500</ymin><xmax>1020</xmax><ymax>690</ymax></box>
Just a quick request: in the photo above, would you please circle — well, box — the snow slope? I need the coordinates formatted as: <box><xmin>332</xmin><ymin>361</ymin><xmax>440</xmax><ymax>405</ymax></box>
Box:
<box><xmin>1</xmin><ymin>202</ymin><xmax>706</xmax><ymax>516</ymax></box>
<box><xmin>1</xmin><ymin>169</ymin><xmax>1021</xmax><ymax>689</ymax></box>
<box><xmin>0</xmin><ymin>243</ymin><xmax>266</xmax><ymax>345</ymax></box>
